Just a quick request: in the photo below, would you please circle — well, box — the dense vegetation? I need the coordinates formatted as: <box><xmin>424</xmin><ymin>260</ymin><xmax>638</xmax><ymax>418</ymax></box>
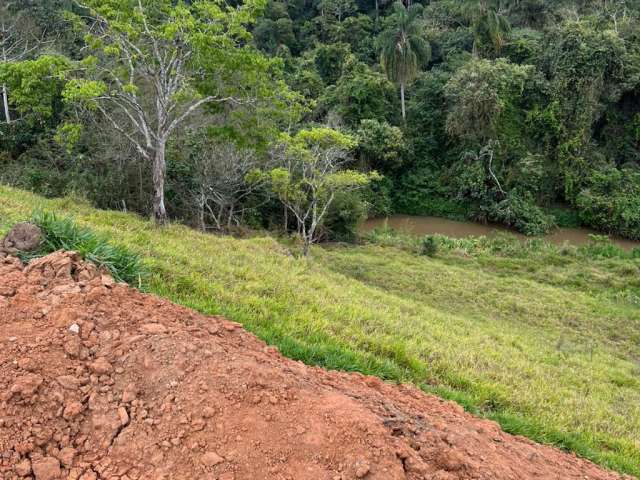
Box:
<box><xmin>2</xmin><ymin>0</ymin><xmax>640</xmax><ymax>241</ymax></box>
<box><xmin>2</xmin><ymin>1</ymin><xmax>640</xmax><ymax>475</ymax></box>
<box><xmin>2</xmin><ymin>185</ymin><xmax>639</xmax><ymax>476</ymax></box>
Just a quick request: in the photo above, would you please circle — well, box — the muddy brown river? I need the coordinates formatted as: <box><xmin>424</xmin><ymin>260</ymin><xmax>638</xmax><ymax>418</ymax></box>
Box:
<box><xmin>362</xmin><ymin>214</ymin><xmax>640</xmax><ymax>251</ymax></box>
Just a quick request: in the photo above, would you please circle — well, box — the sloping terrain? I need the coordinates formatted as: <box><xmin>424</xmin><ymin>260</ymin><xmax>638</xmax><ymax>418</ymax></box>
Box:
<box><xmin>1</xmin><ymin>186</ymin><xmax>639</xmax><ymax>476</ymax></box>
<box><xmin>0</xmin><ymin>251</ymin><xmax>633</xmax><ymax>480</ymax></box>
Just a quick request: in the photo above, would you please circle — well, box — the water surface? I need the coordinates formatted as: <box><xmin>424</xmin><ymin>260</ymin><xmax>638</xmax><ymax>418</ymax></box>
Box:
<box><xmin>362</xmin><ymin>215</ymin><xmax>640</xmax><ymax>251</ymax></box>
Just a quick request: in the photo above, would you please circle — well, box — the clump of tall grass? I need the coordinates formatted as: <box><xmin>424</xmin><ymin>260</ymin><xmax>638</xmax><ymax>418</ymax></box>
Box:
<box><xmin>23</xmin><ymin>211</ymin><xmax>145</xmax><ymax>286</ymax></box>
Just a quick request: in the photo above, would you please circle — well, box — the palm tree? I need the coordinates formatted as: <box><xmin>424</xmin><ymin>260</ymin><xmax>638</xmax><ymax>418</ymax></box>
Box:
<box><xmin>469</xmin><ymin>0</ymin><xmax>511</xmax><ymax>57</ymax></box>
<box><xmin>378</xmin><ymin>2</ymin><xmax>430</xmax><ymax>122</ymax></box>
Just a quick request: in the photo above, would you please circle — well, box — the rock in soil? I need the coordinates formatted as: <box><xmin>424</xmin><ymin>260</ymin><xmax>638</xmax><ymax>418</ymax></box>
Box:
<box><xmin>0</xmin><ymin>222</ymin><xmax>42</xmax><ymax>258</ymax></box>
<box><xmin>0</xmin><ymin>251</ymin><xmax>632</xmax><ymax>480</ymax></box>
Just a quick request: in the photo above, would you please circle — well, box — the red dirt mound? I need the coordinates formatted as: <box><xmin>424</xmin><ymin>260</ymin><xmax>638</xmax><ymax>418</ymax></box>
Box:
<box><xmin>0</xmin><ymin>251</ymin><xmax>632</xmax><ymax>480</ymax></box>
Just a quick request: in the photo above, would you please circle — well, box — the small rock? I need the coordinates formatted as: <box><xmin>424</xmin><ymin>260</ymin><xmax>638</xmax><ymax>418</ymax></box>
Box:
<box><xmin>354</xmin><ymin>461</ymin><xmax>370</xmax><ymax>478</ymax></box>
<box><xmin>57</xmin><ymin>375</ymin><xmax>81</xmax><ymax>390</ymax></box>
<box><xmin>63</xmin><ymin>337</ymin><xmax>82</xmax><ymax>358</ymax></box>
<box><xmin>89</xmin><ymin>357</ymin><xmax>112</xmax><ymax>374</ymax></box>
<box><xmin>63</xmin><ymin>401</ymin><xmax>85</xmax><ymax>420</ymax></box>
<box><xmin>201</xmin><ymin>451</ymin><xmax>225</xmax><ymax>467</ymax></box>
<box><xmin>32</xmin><ymin>457</ymin><xmax>61</xmax><ymax>480</ymax></box>
<box><xmin>201</xmin><ymin>407</ymin><xmax>215</xmax><ymax>419</ymax></box>
<box><xmin>69</xmin><ymin>323</ymin><xmax>80</xmax><ymax>334</ymax></box>
<box><xmin>118</xmin><ymin>407</ymin><xmax>130</xmax><ymax>426</ymax></box>
<box><xmin>58</xmin><ymin>447</ymin><xmax>76</xmax><ymax>468</ymax></box>
<box><xmin>121</xmin><ymin>383</ymin><xmax>138</xmax><ymax>403</ymax></box>
<box><xmin>139</xmin><ymin>323</ymin><xmax>168</xmax><ymax>335</ymax></box>
<box><xmin>222</xmin><ymin>322</ymin><xmax>236</xmax><ymax>332</ymax></box>
<box><xmin>15</xmin><ymin>458</ymin><xmax>32</xmax><ymax>476</ymax></box>
<box><xmin>9</xmin><ymin>374</ymin><xmax>43</xmax><ymax>399</ymax></box>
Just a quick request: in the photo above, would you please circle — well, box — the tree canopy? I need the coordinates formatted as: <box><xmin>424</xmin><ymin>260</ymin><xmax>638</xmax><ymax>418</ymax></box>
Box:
<box><xmin>3</xmin><ymin>0</ymin><xmax>640</xmax><ymax>241</ymax></box>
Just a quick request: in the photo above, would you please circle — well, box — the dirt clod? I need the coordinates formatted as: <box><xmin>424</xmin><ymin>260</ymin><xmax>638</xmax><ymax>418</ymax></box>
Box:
<box><xmin>0</xmin><ymin>222</ymin><xmax>42</xmax><ymax>258</ymax></box>
<box><xmin>31</xmin><ymin>457</ymin><xmax>61</xmax><ymax>480</ymax></box>
<box><xmin>0</xmin><ymin>252</ymin><xmax>632</xmax><ymax>480</ymax></box>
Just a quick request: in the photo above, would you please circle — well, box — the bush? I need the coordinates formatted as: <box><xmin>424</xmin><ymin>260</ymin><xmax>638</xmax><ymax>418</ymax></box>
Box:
<box><xmin>27</xmin><ymin>211</ymin><xmax>145</xmax><ymax>285</ymax></box>
<box><xmin>420</xmin><ymin>235</ymin><xmax>439</xmax><ymax>256</ymax></box>
<box><xmin>489</xmin><ymin>191</ymin><xmax>555</xmax><ymax>236</ymax></box>
<box><xmin>578</xmin><ymin>235</ymin><xmax>625</xmax><ymax>259</ymax></box>
<box><xmin>323</xmin><ymin>190</ymin><xmax>369</xmax><ymax>242</ymax></box>
<box><xmin>575</xmin><ymin>167</ymin><xmax>640</xmax><ymax>240</ymax></box>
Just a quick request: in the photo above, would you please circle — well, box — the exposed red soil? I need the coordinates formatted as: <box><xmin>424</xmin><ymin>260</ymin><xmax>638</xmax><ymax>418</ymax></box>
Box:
<box><xmin>0</xmin><ymin>251</ymin><xmax>632</xmax><ymax>480</ymax></box>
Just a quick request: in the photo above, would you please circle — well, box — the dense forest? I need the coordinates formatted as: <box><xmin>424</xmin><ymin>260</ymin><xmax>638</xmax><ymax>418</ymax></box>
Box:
<box><xmin>2</xmin><ymin>0</ymin><xmax>640</xmax><ymax>246</ymax></box>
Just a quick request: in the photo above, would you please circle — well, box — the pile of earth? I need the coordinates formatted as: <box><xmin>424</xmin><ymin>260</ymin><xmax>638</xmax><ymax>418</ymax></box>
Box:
<box><xmin>0</xmin><ymin>246</ymin><xmax>633</xmax><ymax>479</ymax></box>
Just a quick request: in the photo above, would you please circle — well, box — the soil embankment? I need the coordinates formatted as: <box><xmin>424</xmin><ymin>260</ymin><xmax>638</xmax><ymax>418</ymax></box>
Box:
<box><xmin>0</xmin><ymin>251</ymin><xmax>632</xmax><ymax>479</ymax></box>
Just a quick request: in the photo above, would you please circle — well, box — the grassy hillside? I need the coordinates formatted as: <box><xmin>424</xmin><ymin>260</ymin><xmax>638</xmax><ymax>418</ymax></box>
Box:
<box><xmin>1</xmin><ymin>184</ymin><xmax>639</xmax><ymax>477</ymax></box>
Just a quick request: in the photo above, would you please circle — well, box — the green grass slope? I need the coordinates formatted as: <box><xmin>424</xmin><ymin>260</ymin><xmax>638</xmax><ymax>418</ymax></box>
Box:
<box><xmin>1</xmin><ymin>185</ymin><xmax>639</xmax><ymax>477</ymax></box>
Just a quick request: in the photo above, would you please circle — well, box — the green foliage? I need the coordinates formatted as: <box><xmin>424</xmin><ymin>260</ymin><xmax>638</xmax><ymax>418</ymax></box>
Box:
<box><xmin>576</xmin><ymin>167</ymin><xmax>640</xmax><ymax>239</ymax></box>
<box><xmin>7</xmin><ymin>0</ymin><xmax>640</xmax><ymax>242</ymax></box>
<box><xmin>468</xmin><ymin>0</ymin><xmax>511</xmax><ymax>57</ymax></box>
<box><xmin>27</xmin><ymin>211</ymin><xmax>145</xmax><ymax>285</ymax></box>
<box><xmin>256</xmin><ymin>127</ymin><xmax>378</xmax><ymax>253</ymax></box>
<box><xmin>313</xmin><ymin>42</ymin><xmax>352</xmax><ymax>84</ymax></box>
<box><xmin>323</xmin><ymin>189</ymin><xmax>370</xmax><ymax>241</ymax></box>
<box><xmin>378</xmin><ymin>1</ymin><xmax>430</xmax><ymax>118</ymax></box>
<box><xmin>420</xmin><ymin>234</ymin><xmax>438</xmax><ymax>256</ymax></box>
<box><xmin>321</xmin><ymin>63</ymin><xmax>398</xmax><ymax>126</ymax></box>
<box><xmin>378</xmin><ymin>2</ymin><xmax>430</xmax><ymax>86</ymax></box>
<box><xmin>489</xmin><ymin>190</ymin><xmax>555</xmax><ymax>236</ymax></box>
<box><xmin>356</xmin><ymin>118</ymin><xmax>406</xmax><ymax>171</ymax></box>
<box><xmin>444</xmin><ymin>58</ymin><xmax>535</xmax><ymax>143</ymax></box>
<box><xmin>0</xmin><ymin>55</ymin><xmax>70</xmax><ymax>124</ymax></box>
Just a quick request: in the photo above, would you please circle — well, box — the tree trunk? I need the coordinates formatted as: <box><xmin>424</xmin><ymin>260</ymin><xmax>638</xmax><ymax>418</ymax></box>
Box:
<box><xmin>2</xmin><ymin>84</ymin><xmax>10</xmax><ymax>124</ymax></box>
<box><xmin>227</xmin><ymin>203</ymin><xmax>235</xmax><ymax>229</ymax></box>
<box><xmin>400</xmin><ymin>83</ymin><xmax>406</xmax><ymax>122</ymax></box>
<box><xmin>152</xmin><ymin>141</ymin><xmax>168</xmax><ymax>225</ymax></box>
<box><xmin>283</xmin><ymin>204</ymin><xmax>288</xmax><ymax>233</ymax></box>
<box><xmin>375</xmin><ymin>0</ymin><xmax>379</xmax><ymax>19</ymax></box>
<box><xmin>198</xmin><ymin>193</ymin><xmax>206</xmax><ymax>231</ymax></box>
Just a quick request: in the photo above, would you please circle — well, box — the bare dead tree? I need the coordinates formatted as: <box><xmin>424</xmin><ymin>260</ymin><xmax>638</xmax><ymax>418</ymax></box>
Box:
<box><xmin>190</xmin><ymin>141</ymin><xmax>266</xmax><ymax>231</ymax></box>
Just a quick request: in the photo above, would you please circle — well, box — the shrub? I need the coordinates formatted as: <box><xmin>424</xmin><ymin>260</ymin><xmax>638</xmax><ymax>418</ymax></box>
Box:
<box><xmin>575</xmin><ymin>167</ymin><xmax>640</xmax><ymax>240</ymax></box>
<box><xmin>489</xmin><ymin>191</ymin><xmax>555</xmax><ymax>236</ymax></box>
<box><xmin>578</xmin><ymin>235</ymin><xmax>625</xmax><ymax>259</ymax></box>
<box><xmin>26</xmin><ymin>211</ymin><xmax>145</xmax><ymax>286</ymax></box>
<box><xmin>420</xmin><ymin>235</ymin><xmax>439</xmax><ymax>256</ymax></box>
<box><xmin>323</xmin><ymin>190</ymin><xmax>370</xmax><ymax>242</ymax></box>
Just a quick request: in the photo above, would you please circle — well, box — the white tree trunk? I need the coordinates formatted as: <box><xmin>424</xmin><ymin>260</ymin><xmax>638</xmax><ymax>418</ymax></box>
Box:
<box><xmin>152</xmin><ymin>141</ymin><xmax>168</xmax><ymax>225</ymax></box>
<box><xmin>400</xmin><ymin>83</ymin><xmax>406</xmax><ymax>122</ymax></box>
<box><xmin>2</xmin><ymin>84</ymin><xmax>10</xmax><ymax>124</ymax></box>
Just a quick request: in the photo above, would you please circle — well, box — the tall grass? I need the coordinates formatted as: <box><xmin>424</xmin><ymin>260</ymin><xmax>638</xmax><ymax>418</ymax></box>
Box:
<box><xmin>25</xmin><ymin>211</ymin><xmax>145</xmax><ymax>285</ymax></box>
<box><xmin>0</xmin><ymin>185</ymin><xmax>639</xmax><ymax>477</ymax></box>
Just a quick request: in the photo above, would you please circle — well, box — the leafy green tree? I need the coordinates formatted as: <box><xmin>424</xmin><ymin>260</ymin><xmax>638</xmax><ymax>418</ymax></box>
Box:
<box><xmin>378</xmin><ymin>2</ymin><xmax>430</xmax><ymax>121</ymax></box>
<box><xmin>543</xmin><ymin>21</ymin><xmax>627</xmax><ymax>198</ymax></box>
<box><xmin>0</xmin><ymin>4</ymin><xmax>42</xmax><ymax>124</ymax></box>
<box><xmin>468</xmin><ymin>0</ymin><xmax>511</xmax><ymax>57</ymax></box>
<box><xmin>321</xmin><ymin>63</ymin><xmax>398</xmax><ymax>126</ymax></box>
<box><xmin>257</xmin><ymin>127</ymin><xmax>378</xmax><ymax>256</ymax></box>
<box><xmin>254</xmin><ymin>17</ymin><xmax>298</xmax><ymax>54</ymax></box>
<box><xmin>319</xmin><ymin>0</ymin><xmax>357</xmax><ymax>22</ymax></box>
<box><xmin>444</xmin><ymin>58</ymin><xmax>534</xmax><ymax>144</ymax></box>
<box><xmin>314</xmin><ymin>42</ymin><xmax>353</xmax><ymax>84</ymax></box>
<box><xmin>0</xmin><ymin>55</ymin><xmax>70</xmax><ymax>127</ymax></box>
<box><xmin>356</xmin><ymin>118</ymin><xmax>406</xmax><ymax>171</ymax></box>
<box><xmin>64</xmin><ymin>0</ymin><xmax>291</xmax><ymax>225</ymax></box>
